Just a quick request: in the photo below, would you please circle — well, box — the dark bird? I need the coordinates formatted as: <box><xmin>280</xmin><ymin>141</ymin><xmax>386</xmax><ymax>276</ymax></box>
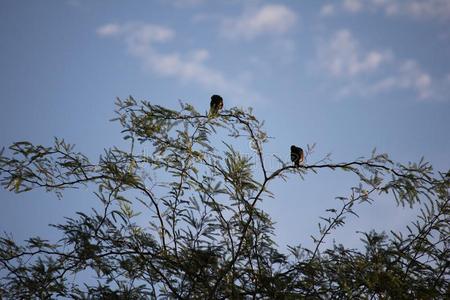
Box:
<box><xmin>209</xmin><ymin>94</ymin><xmax>223</xmax><ymax>116</ymax></box>
<box><xmin>290</xmin><ymin>145</ymin><xmax>304</xmax><ymax>167</ymax></box>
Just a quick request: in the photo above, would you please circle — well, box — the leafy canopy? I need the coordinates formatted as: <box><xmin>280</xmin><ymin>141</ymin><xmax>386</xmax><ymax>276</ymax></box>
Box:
<box><xmin>0</xmin><ymin>97</ymin><xmax>448</xmax><ymax>299</ymax></box>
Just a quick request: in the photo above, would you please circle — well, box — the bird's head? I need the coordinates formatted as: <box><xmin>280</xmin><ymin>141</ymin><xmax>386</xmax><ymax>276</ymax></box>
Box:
<box><xmin>211</xmin><ymin>94</ymin><xmax>223</xmax><ymax>102</ymax></box>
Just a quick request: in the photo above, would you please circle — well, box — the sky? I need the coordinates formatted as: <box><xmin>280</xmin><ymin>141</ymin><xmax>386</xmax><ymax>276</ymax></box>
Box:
<box><xmin>1</xmin><ymin>0</ymin><xmax>449</xmax><ymax>254</ymax></box>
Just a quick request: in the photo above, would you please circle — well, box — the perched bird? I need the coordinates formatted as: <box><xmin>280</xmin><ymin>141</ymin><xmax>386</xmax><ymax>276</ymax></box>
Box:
<box><xmin>209</xmin><ymin>94</ymin><xmax>223</xmax><ymax>116</ymax></box>
<box><xmin>290</xmin><ymin>145</ymin><xmax>304</xmax><ymax>167</ymax></box>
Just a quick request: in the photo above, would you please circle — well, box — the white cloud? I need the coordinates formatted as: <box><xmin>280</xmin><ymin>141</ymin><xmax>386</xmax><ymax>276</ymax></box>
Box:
<box><xmin>222</xmin><ymin>4</ymin><xmax>297</xmax><ymax>40</ymax></box>
<box><xmin>320</xmin><ymin>4</ymin><xmax>335</xmax><ymax>16</ymax></box>
<box><xmin>96</xmin><ymin>22</ymin><xmax>259</xmax><ymax>102</ymax></box>
<box><xmin>161</xmin><ymin>0</ymin><xmax>204</xmax><ymax>8</ymax></box>
<box><xmin>96</xmin><ymin>23</ymin><xmax>122</xmax><ymax>36</ymax></box>
<box><xmin>189</xmin><ymin>49</ymin><xmax>210</xmax><ymax>62</ymax></box>
<box><xmin>402</xmin><ymin>0</ymin><xmax>450</xmax><ymax>19</ymax></box>
<box><xmin>369</xmin><ymin>60</ymin><xmax>434</xmax><ymax>100</ymax></box>
<box><xmin>343</xmin><ymin>0</ymin><xmax>363</xmax><ymax>13</ymax></box>
<box><xmin>97</xmin><ymin>23</ymin><xmax>174</xmax><ymax>45</ymax></box>
<box><xmin>324</xmin><ymin>0</ymin><xmax>450</xmax><ymax>20</ymax></box>
<box><xmin>318</xmin><ymin>30</ymin><xmax>391</xmax><ymax>77</ymax></box>
<box><xmin>316</xmin><ymin>29</ymin><xmax>448</xmax><ymax>101</ymax></box>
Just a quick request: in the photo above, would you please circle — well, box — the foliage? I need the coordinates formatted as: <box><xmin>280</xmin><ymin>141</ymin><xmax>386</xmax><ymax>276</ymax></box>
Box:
<box><xmin>0</xmin><ymin>97</ymin><xmax>448</xmax><ymax>299</ymax></box>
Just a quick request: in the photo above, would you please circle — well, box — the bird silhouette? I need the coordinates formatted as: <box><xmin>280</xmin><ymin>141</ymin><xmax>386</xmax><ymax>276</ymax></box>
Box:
<box><xmin>209</xmin><ymin>95</ymin><xmax>223</xmax><ymax>117</ymax></box>
<box><xmin>290</xmin><ymin>145</ymin><xmax>304</xmax><ymax>167</ymax></box>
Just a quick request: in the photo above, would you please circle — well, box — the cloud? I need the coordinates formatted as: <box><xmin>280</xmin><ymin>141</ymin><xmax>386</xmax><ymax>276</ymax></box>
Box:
<box><xmin>318</xmin><ymin>30</ymin><xmax>391</xmax><ymax>77</ymax></box>
<box><xmin>370</xmin><ymin>0</ymin><xmax>450</xmax><ymax>20</ymax></box>
<box><xmin>401</xmin><ymin>0</ymin><xmax>450</xmax><ymax>20</ymax></box>
<box><xmin>367</xmin><ymin>60</ymin><xmax>434</xmax><ymax>100</ymax></box>
<box><xmin>162</xmin><ymin>0</ymin><xmax>205</xmax><ymax>8</ymax></box>
<box><xmin>96</xmin><ymin>24</ymin><xmax>122</xmax><ymax>36</ymax></box>
<box><xmin>222</xmin><ymin>4</ymin><xmax>297</xmax><ymax>40</ymax></box>
<box><xmin>321</xmin><ymin>0</ymin><xmax>450</xmax><ymax>21</ymax></box>
<box><xmin>97</xmin><ymin>22</ymin><xmax>260</xmax><ymax>103</ymax></box>
<box><xmin>320</xmin><ymin>4</ymin><xmax>335</xmax><ymax>17</ymax></box>
<box><xmin>343</xmin><ymin>0</ymin><xmax>363</xmax><ymax>13</ymax></box>
<box><xmin>96</xmin><ymin>23</ymin><xmax>175</xmax><ymax>44</ymax></box>
<box><xmin>316</xmin><ymin>29</ymin><xmax>448</xmax><ymax>101</ymax></box>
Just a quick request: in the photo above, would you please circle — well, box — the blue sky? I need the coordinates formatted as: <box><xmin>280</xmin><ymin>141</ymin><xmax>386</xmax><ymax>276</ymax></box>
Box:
<box><xmin>1</xmin><ymin>0</ymin><xmax>449</xmax><ymax>252</ymax></box>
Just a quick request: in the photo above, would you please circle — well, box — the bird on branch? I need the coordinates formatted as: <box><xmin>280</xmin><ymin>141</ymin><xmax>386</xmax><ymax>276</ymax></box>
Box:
<box><xmin>290</xmin><ymin>145</ymin><xmax>304</xmax><ymax>167</ymax></box>
<box><xmin>209</xmin><ymin>94</ymin><xmax>223</xmax><ymax>117</ymax></box>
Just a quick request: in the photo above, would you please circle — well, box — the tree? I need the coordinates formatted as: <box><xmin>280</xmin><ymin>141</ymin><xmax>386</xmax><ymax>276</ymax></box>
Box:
<box><xmin>0</xmin><ymin>97</ymin><xmax>448</xmax><ymax>299</ymax></box>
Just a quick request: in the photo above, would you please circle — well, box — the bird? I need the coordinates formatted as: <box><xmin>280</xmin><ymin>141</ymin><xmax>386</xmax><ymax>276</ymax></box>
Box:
<box><xmin>209</xmin><ymin>94</ymin><xmax>223</xmax><ymax>117</ymax></box>
<box><xmin>290</xmin><ymin>145</ymin><xmax>304</xmax><ymax>167</ymax></box>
